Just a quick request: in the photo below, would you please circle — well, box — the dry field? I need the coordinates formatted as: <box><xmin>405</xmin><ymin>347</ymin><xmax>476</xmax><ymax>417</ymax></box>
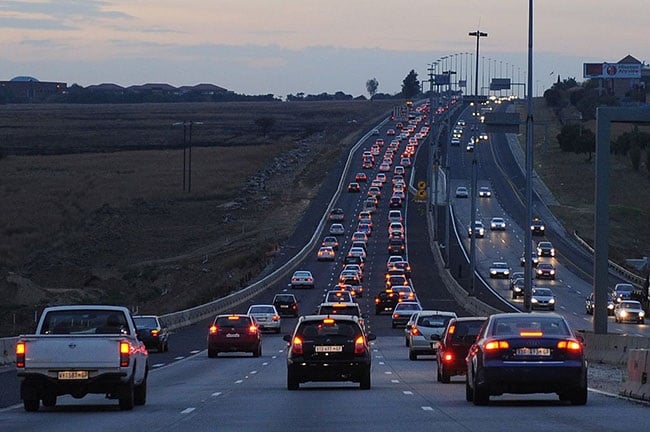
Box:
<box><xmin>520</xmin><ymin>100</ymin><xmax>650</xmax><ymax>267</ymax></box>
<box><xmin>0</xmin><ymin>100</ymin><xmax>395</xmax><ymax>336</ymax></box>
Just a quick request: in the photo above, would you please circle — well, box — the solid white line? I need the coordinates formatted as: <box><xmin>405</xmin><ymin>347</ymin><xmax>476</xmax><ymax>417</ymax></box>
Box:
<box><xmin>181</xmin><ymin>407</ymin><xmax>195</xmax><ymax>414</ymax></box>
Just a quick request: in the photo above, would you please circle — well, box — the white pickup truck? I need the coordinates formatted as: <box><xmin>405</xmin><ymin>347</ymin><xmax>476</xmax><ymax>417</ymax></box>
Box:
<box><xmin>16</xmin><ymin>305</ymin><xmax>149</xmax><ymax>411</ymax></box>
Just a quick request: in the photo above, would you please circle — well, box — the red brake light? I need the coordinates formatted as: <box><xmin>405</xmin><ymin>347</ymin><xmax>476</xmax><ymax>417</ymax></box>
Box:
<box><xmin>410</xmin><ymin>327</ymin><xmax>421</xmax><ymax>336</ymax></box>
<box><xmin>484</xmin><ymin>340</ymin><xmax>510</xmax><ymax>351</ymax></box>
<box><xmin>374</xmin><ymin>298</ymin><xmax>380</xmax><ymax>304</ymax></box>
<box><xmin>520</xmin><ymin>331</ymin><xmax>543</xmax><ymax>337</ymax></box>
<box><xmin>354</xmin><ymin>336</ymin><xmax>366</xmax><ymax>354</ymax></box>
<box><xmin>272</xmin><ymin>315</ymin><xmax>280</xmax><ymax>322</ymax></box>
<box><xmin>292</xmin><ymin>336</ymin><xmax>303</xmax><ymax>355</ymax></box>
<box><xmin>16</xmin><ymin>342</ymin><xmax>26</xmax><ymax>368</ymax></box>
<box><xmin>443</xmin><ymin>352</ymin><xmax>454</xmax><ymax>362</ymax></box>
<box><xmin>120</xmin><ymin>341</ymin><xmax>131</xmax><ymax>367</ymax></box>
<box><xmin>557</xmin><ymin>340</ymin><xmax>582</xmax><ymax>351</ymax></box>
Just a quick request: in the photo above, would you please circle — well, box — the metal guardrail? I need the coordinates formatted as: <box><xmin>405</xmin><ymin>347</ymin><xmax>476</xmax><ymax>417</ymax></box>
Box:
<box><xmin>573</xmin><ymin>230</ymin><xmax>646</xmax><ymax>288</ymax></box>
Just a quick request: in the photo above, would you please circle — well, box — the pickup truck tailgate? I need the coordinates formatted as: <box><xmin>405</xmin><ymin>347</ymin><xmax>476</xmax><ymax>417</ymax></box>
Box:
<box><xmin>23</xmin><ymin>335</ymin><xmax>124</xmax><ymax>369</ymax></box>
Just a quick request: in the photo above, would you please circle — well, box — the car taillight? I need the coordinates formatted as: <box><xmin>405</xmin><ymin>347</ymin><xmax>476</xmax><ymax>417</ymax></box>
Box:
<box><xmin>209</xmin><ymin>325</ymin><xmax>218</xmax><ymax>334</ymax></box>
<box><xmin>16</xmin><ymin>342</ymin><xmax>26</xmax><ymax>368</ymax></box>
<box><xmin>447</xmin><ymin>325</ymin><xmax>456</xmax><ymax>335</ymax></box>
<box><xmin>557</xmin><ymin>340</ymin><xmax>582</xmax><ymax>351</ymax></box>
<box><xmin>354</xmin><ymin>336</ymin><xmax>366</xmax><ymax>355</ymax></box>
<box><xmin>443</xmin><ymin>352</ymin><xmax>454</xmax><ymax>362</ymax></box>
<box><xmin>484</xmin><ymin>340</ymin><xmax>509</xmax><ymax>351</ymax></box>
<box><xmin>272</xmin><ymin>315</ymin><xmax>280</xmax><ymax>322</ymax></box>
<box><xmin>292</xmin><ymin>336</ymin><xmax>303</xmax><ymax>355</ymax></box>
<box><xmin>410</xmin><ymin>327</ymin><xmax>421</xmax><ymax>336</ymax></box>
<box><xmin>249</xmin><ymin>325</ymin><xmax>258</xmax><ymax>334</ymax></box>
<box><xmin>374</xmin><ymin>298</ymin><xmax>380</xmax><ymax>304</ymax></box>
<box><xmin>120</xmin><ymin>341</ymin><xmax>131</xmax><ymax>367</ymax></box>
<box><xmin>392</xmin><ymin>313</ymin><xmax>399</xmax><ymax>319</ymax></box>
<box><xmin>151</xmin><ymin>329</ymin><xmax>159</xmax><ymax>336</ymax></box>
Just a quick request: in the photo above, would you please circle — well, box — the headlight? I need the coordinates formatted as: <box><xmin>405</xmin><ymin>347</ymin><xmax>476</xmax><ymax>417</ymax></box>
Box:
<box><xmin>640</xmin><ymin>311</ymin><xmax>646</xmax><ymax>317</ymax></box>
<box><xmin>531</xmin><ymin>298</ymin><xmax>538</xmax><ymax>303</ymax></box>
<box><xmin>514</xmin><ymin>287</ymin><xmax>522</xmax><ymax>292</ymax></box>
<box><xmin>551</xmin><ymin>249</ymin><xmax>556</xmax><ymax>256</ymax></box>
<box><xmin>504</xmin><ymin>270</ymin><xmax>510</xmax><ymax>275</ymax></box>
<box><xmin>607</xmin><ymin>304</ymin><xmax>614</xmax><ymax>310</ymax></box>
<box><xmin>536</xmin><ymin>269</ymin><xmax>542</xmax><ymax>275</ymax></box>
<box><xmin>490</xmin><ymin>270</ymin><xmax>497</xmax><ymax>275</ymax></box>
<box><xmin>620</xmin><ymin>311</ymin><xmax>628</xmax><ymax>317</ymax></box>
<box><xmin>550</xmin><ymin>270</ymin><xmax>555</xmax><ymax>275</ymax></box>
<box><xmin>549</xmin><ymin>298</ymin><xmax>556</xmax><ymax>304</ymax></box>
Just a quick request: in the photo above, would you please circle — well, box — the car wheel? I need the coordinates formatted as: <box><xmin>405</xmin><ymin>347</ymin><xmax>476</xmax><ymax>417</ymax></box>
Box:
<box><xmin>275</xmin><ymin>327</ymin><xmax>281</xmax><ymax>334</ymax></box>
<box><xmin>472</xmin><ymin>372</ymin><xmax>489</xmax><ymax>406</ymax></box>
<box><xmin>405</xmin><ymin>338</ymin><xmax>410</xmax><ymax>347</ymax></box>
<box><xmin>119</xmin><ymin>380</ymin><xmax>135</xmax><ymax>411</ymax></box>
<box><xmin>208</xmin><ymin>348</ymin><xmax>218</xmax><ymax>358</ymax></box>
<box><xmin>409</xmin><ymin>350</ymin><xmax>417</xmax><ymax>361</ymax></box>
<box><xmin>465</xmin><ymin>379</ymin><xmax>473</xmax><ymax>402</ymax></box>
<box><xmin>375</xmin><ymin>309</ymin><xmax>381</xmax><ymax>315</ymax></box>
<box><xmin>134</xmin><ymin>375</ymin><xmax>147</xmax><ymax>406</ymax></box>
<box><xmin>157</xmin><ymin>341</ymin><xmax>165</xmax><ymax>352</ymax></box>
<box><xmin>391</xmin><ymin>323</ymin><xmax>396</xmax><ymax>329</ymax></box>
<box><xmin>440</xmin><ymin>366</ymin><xmax>451</xmax><ymax>384</ymax></box>
<box><xmin>23</xmin><ymin>398</ymin><xmax>39</xmax><ymax>412</ymax></box>
<box><xmin>641</xmin><ymin>319</ymin><xmax>645</xmax><ymax>324</ymax></box>
<box><xmin>615</xmin><ymin>316</ymin><xmax>619</xmax><ymax>323</ymax></box>
<box><xmin>253</xmin><ymin>344</ymin><xmax>262</xmax><ymax>358</ymax></box>
<box><xmin>360</xmin><ymin>367</ymin><xmax>371</xmax><ymax>390</ymax></box>
<box><xmin>287</xmin><ymin>369</ymin><xmax>299</xmax><ymax>390</ymax></box>
<box><xmin>568</xmin><ymin>384</ymin><xmax>588</xmax><ymax>405</ymax></box>
<box><xmin>42</xmin><ymin>395</ymin><xmax>56</xmax><ymax>407</ymax></box>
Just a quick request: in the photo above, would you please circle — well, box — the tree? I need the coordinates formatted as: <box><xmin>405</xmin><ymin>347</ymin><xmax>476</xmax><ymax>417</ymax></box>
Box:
<box><xmin>366</xmin><ymin>78</ymin><xmax>379</xmax><ymax>99</ymax></box>
<box><xmin>401</xmin><ymin>70</ymin><xmax>420</xmax><ymax>99</ymax></box>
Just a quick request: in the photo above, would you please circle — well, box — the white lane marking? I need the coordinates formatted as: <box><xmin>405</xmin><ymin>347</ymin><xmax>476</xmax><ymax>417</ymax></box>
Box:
<box><xmin>391</xmin><ymin>379</ymin><xmax>400</xmax><ymax>383</ymax></box>
<box><xmin>211</xmin><ymin>392</ymin><xmax>222</xmax><ymax>397</ymax></box>
<box><xmin>174</xmin><ymin>356</ymin><xmax>185</xmax><ymax>360</ymax></box>
<box><xmin>403</xmin><ymin>391</ymin><xmax>413</xmax><ymax>395</ymax></box>
<box><xmin>250</xmin><ymin>370</ymin><xmax>258</xmax><ymax>375</ymax></box>
<box><xmin>235</xmin><ymin>380</ymin><xmax>243</xmax><ymax>384</ymax></box>
<box><xmin>181</xmin><ymin>407</ymin><xmax>196</xmax><ymax>414</ymax></box>
<box><xmin>152</xmin><ymin>363</ymin><xmax>165</xmax><ymax>368</ymax></box>
<box><xmin>379</xmin><ymin>362</ymin><xmax>385</xmax><ymax>365</ymax></box>
<box><xmin>190</xmin><ymin>350</ymin><xmax>201</xmax><ymax>354</ymax></box>
<box><xmin>384</xmin><ymin>371</ymin><xmax>393</xmax><ymax>375</ymax></box>
<box><xmin>422</xmin><ymin>406</ymin><xmax>434</xmax><ymax>411</ymax></box>
<box><xmin>262</xmin><ymin>362</ymin><xmax>269</xmax><ymax>366</ymax></box>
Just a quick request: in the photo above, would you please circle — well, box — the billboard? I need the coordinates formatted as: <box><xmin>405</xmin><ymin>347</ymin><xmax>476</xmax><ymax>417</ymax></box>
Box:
<box><xmin>583</xmin><ymin>62</ymin><xmax>641</xmax><ymax>79</ymax></box>
<box><xmin>434</xmin><ymin>74</ymin><xmax>450</xmax><ymax>85</ymax></box>
<box><xmin>489</xmin><ymin>78</ymin><xmax>511</xmax><ymax>91</ymax></box>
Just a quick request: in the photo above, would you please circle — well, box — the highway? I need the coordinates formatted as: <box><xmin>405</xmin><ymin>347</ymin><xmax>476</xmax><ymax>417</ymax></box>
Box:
<box><xmin>2</xmin><ymin>101</ymin><xmax>649</xmax><ymax>430</ymax></box>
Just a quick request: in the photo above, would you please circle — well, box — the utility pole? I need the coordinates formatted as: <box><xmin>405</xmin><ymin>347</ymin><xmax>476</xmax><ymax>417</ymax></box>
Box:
<box><xmin>524</xmin><ymin>0</ymin><xmax>535</xmax><ymax>311</ymax></box>
<box><xmin>468</xmin><ymin>28</ymin><xmax>488</xmax><ymax>296</ymax></box>
<box><xmin>173</xmin><ymin>120</ymin><xmax>203</xmax><ymax>192</ymax></box>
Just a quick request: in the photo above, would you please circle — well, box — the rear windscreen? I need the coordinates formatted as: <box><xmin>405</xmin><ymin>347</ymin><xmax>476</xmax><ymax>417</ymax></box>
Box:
<box><xmin>41</xmin><ymin>310</ymin><xmax>130</xmax><ymax>335</ymax></box>
<box><xmin>298</xmin><ymin>321</ymin><xmax>360</xmax><ymax>339</ymax></box>
<box><xmin>318</xmin><ymin>306</ymin><xmax>360</xmax><ymax>316</ymax></box>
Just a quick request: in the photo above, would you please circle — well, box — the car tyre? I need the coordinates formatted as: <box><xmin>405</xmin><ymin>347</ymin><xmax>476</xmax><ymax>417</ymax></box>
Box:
<box><xmin>465</xmin><ymin>379</ymin><xmax>473</xmax><ymax>402</ymax></box>
<box><xmin>409</xmin><ymin>350</ymin><xmax>417</xmax><ymax>361</ymax></box>
<box><xmin>23</xmin><ymin>398</ymin><xmax>39</xmax><ymax>412</ymax></box>
<box><xmin>119</xmin><ymin>380</ymin><xmax>135</xmax><ymax>411</ymax></box>
<box><xmin>439</xmin><ymin>365</ymin><xmax>451</xmax><ymax>383</ymax></box>
<box><xmin>405</xmin><ymin>338</ymin><xmax>410</xmax><ymax>347</ymax></box>
<box><xmin>472</xmin><ymin>373</ymin><xmax>489</xmax><ymax>406</ymax></box>
<box><xmin>568</xmin><ymin>384</ymin><xmax>588</xmax><ymax>405</ymax></box>
<box><xmin>134</xmin><ymin>375</ymin><xmax>147</xmax><ymax>406</ymax></box>
<box><xmin>253</xmin><ymin>344</ymin><xmax>262</xmax><ymax>358</ymax></box>
<box><xmin>360</xmin><ymin>368</ymin><xmax>371</xmax><ymax>390</ymax></box>
<box><xmin>208</xmin><ymin>348</ymin><xmax>218</xmax><ymax>358</ymax></box>
<box><xmin>287</xmin><ymin>370</ymin><xmax>299</xmax><ymax>390</ymax></box>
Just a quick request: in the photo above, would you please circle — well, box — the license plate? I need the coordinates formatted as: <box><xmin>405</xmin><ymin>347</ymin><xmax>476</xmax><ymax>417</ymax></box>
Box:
<box><xmin>58</xmin><ymin>370</ymin><xmax>89</xmax><ymax>380</ymax></box>
<box><xmin>315</xmin><ymin>345</ymin><xmax>343</xmax><ymax>353</ymax></box>
<box><xmin>280</xmin><ymin>305</ymin><xmax>289</xmax><ymax>308</ymax></box>
<box><xmin>226</xmin><ymin>333</ymin><xmax>240</xmax><ymax>338</ymax></box>
<box><xmin>516</xmin><ymin>347</ymin><xmax>551</xmax><ymax>356</ymax></box>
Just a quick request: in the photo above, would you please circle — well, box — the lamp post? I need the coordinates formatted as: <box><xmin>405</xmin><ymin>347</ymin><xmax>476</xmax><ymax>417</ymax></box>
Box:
<box><xmin>523</xmin><ymin>0</ymin><xmax>535</xmax><ymax>311</ymax></box>
<box><xmin>468</xmin><ymin>29</ymin><xmax>487</xmax><ymax>296</ymax></box>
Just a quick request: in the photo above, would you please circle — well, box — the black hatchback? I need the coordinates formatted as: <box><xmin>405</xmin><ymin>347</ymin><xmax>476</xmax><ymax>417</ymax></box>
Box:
<box><xmin>283</xmin><ymin>315</ymin><xmax>376</xmax><ymax>390</ymax></box>
<box><xmin>273</xmin><ymin>293</ymin><xmax>299</xmax><ymax>317</ymax></box>
<box><xmin>436</xmin><ymin>317</ymin><xmax>486</xmax><ymax>383</ymax></box>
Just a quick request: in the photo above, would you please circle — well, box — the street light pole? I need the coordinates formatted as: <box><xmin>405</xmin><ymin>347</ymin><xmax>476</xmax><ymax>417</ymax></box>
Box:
<box><xmin>469</xmin><ymin>29</ymin><xmax>487</xmax><ymax>296</ymax></box>
<box><xmin>524</xmin><ymin>0</ymin><xmax>535</xmax><ymax>311</ymax></box>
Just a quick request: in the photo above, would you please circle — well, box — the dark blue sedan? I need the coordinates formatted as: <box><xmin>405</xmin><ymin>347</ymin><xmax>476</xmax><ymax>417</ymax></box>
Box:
<box><xmin>466</xmin><ymin>313</ymin><xmax>587</xmax><ymax>405</ymax></box>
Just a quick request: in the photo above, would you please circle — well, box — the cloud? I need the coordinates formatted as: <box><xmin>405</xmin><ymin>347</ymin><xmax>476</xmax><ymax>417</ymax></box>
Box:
<box><xmin>0</xmin><ymin>0</ymin><xmax>132</xmax><ymax>20</ymax></box>
<box><xmin>0</xmin><ymin>16</ymin><xmax>76</xmax><ymax>30</ymax></box>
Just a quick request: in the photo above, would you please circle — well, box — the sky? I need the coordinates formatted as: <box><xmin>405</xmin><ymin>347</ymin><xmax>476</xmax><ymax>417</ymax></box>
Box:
<box><xmin>1</xmin><ymin>0</ymin><xmax>648</xmax><ymax>98</ymax></box>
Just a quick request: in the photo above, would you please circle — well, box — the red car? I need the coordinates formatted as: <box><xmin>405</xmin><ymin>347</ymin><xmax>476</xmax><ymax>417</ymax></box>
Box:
<box><xmin>207</xmin><ymin>314</ymin><xmax>261</xmax><ymax>358</ymax></box>
<box><xmin>355</xmin><ymin>172</ymin><xmax>368</xmax><ymax>182</ymax></box>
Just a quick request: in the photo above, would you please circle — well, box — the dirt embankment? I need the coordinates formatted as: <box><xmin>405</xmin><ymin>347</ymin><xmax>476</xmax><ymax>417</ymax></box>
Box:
<box><xmin>0</xmin><ymin>100</ymin><xmax>395</xmax><ymax>336</ymax></box>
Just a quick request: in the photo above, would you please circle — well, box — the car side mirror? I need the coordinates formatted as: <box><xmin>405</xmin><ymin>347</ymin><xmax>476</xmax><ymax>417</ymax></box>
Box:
<box><xmin>282</xmin><ymin>334</ymin><xmax>292</xmax><ymax>343</ymax></box>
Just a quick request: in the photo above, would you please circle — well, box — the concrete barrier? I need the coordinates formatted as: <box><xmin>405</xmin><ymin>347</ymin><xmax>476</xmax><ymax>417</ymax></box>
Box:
<box><xmin>620</xmin><ymin>349</ymin><xmax>650</xmax><ymax>401</ymax></box>
<box><xmin>1</xmin><ymin>336</ymin><xmax>19</xmax><ymax>365</ymax></box>
<box><xmin>580</xmin><ymin>331</ymin><xmax>650</xmax><ymax>366</ymax></box>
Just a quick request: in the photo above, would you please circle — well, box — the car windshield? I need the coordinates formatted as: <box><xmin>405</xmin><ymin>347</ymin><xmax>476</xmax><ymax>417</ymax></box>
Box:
<box><xmin>298</xmin><ymin>321</ymin><xmax>361</xmax><ymax>340</ymax></box>
<box><xmin>491</xmin><ymin>317</ymin><xmax>570</xmax><ymax>337</ymax></box>
<box><xmin>622</xmin><ymin>302</ymin><xmax>641</xmax><ymax>309</ymax></box>
<box><xmin>249</xmin><ymin>306</ymin><xmax>275</xmax><ymax>314</ymax></box>
<box><xmin>533</xmin><ymin>288</ymin><xmax>552</xmax><ymax>296</ymax></box>
<box><xmin>133</xmin><ymin>317</ymin><xmax>158</xmax><ymax>328</ymax></box>
<box><xmin>274</xmin><ymin>295</ymin><xmax>294</xmax><ymax>302</ymax></box>
<box><xmin>318</xmin><ymin>305</ymin><xmax>360</xmax><ymax>316</ymax></box>
<box><xmin>215</xmin><ymin>316</ymin><xmax>250</xmax><ymax>327</ymax></box>
<box><xmin>418</xmin><ymin>316</ymin><xmax>452</xmax><ymax>328</ymax></box>
<box><xmin>41</xmin><ymin>310</ymin><xmax>130</xmax><ymax>335</ymax></box>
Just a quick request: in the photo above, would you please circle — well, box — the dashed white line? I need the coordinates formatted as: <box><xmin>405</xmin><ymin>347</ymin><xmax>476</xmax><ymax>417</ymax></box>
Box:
<box><xmin>250</xmin><ymin>370</ymin><xmax>258</xmax><ymax>375</ymax></box>
<box><xmin>174</xmin><ymin>356</ymin><xmax>185</xmax><ymax>360</ymax></box>
<box><xmin>403</xmin><ymin>391</ymin><xmax>413</xmax><ymax>395</ymax></box>
<box><xmin>152</xmin><ymin>363</ymin><xmax>165</xmax><ymax>368</ymax></box>
<box><xmin>190</xmin><ymin>350</ymin><xmax>201</xmax><ymax>354</ymax></box>
<box><xmin>262</xmin><ymin>362</ymin><xmax>269</xmax><ymax>366</ymax></box>
<box><xmin>181</xmin><ymin>407</ymin><xmax>196</xmax><ymax>414</ymax></box>
<box><xmin>384</xmin><ymin>371</ymin><xmax>393</xmax><ymax>375</ymax></box>
<box><xmin>422</xmin><ymin>406</ymin><xmax>434</xmax><ymax>411</ymax></box>
<box><xmin>235</xmin><ymin>379</ymin><xmax>243</xmax><ymax>384</ymax></box>
<box><xmin>379</xmin><ymin>362</ymin><xmax>385</xmax><ymax>365</ymax></box>
<box><xmin>211</xmin><ymin>392</ymin><xmax>222</xmax><ymax>397</ymax></box>
<box><xmin>391</xmin><ymin>379</ymin><xmax>400</xmax><ymax>383</ymax></box>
